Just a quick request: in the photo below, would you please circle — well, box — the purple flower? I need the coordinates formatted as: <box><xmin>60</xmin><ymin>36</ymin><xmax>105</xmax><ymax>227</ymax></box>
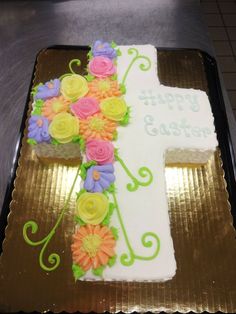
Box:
<box><xmin>92</xmin><ymin>40</ymin><xmax>117</xmax><ymax>60</ymax></box>
<box><xmin>84</xmin><ymin>164</ymin><xmax>115</xmax><ymax>193</ymax></box>
<box><xmin>35</xmin><ymin>79</ymin><xmax>60</xmax><ymax>100</ymax></box>
<box><xmin>28</xmin><ymin>116</ymin><xmax>51</xmax><ymax>143</ymax></box>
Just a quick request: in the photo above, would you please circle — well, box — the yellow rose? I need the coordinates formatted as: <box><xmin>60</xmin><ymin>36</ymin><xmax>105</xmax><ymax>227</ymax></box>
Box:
<box><xmin>61</xmin><ymin>74</ymin><xmax>89</xmax><ymax>101</ymax></box>
<box><xmin>100</xmin><ymin>97</ymin><xmax>127</xmax><ymax>121</ymax></box>
<box><xmin>49</xmin><ymin>112</ymin><xmax>79</xmax><ymax>143</ymax></box>
<box><xmin>76</xmin><ymin>192</ymin><xmax>109</xmax><ymax>225</ymax></box>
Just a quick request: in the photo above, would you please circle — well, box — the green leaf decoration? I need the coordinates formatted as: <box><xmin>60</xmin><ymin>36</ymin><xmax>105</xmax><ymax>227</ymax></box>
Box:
<box><xmin>72</xmin><ymin>135</ymin><xmax>85</xmax><ymax>152</ymax></box>
<box><xmin>110</xmin><ymin>226</ymin><xmax>119</xmax><ymax>240</ymax></box>
<box><xmin>119</xmin><ymin>83</ymin><xmax>126</xmax><ymax>94</ymax></box>
<box><xmin>31</xmin><ymin>83</ymin><xmax>43</xmax><ymax>98</ymax></box>
<box><xmin>92</xmin><ymin>265</ymin><xmax>105</xmax><ymax>277</ymax></box>
<box><xmin>85</xmin><ymin>160</ymin><xmax>97</xmax><ymax>168</ymax></box>
<box><xmin>113</xmin><ymin>130</ymin><xmax>118</xmax><ymax>141</ymax></box>
<box><xmin>80</xmin><ymin>160</ymin><xmax>97</xmax><ymax>180</ymax></box>
<box><xmin>35</xmin><ymin>99</ymin><xmax>44</xmax><ymax>107</ymax></box>
<box><xmin>111</xmin><ymin>73</ymin><xmax>117</xmax><ymax>81</ymax></box>
<box><xmin>109</xmin><ymin>202</ymin><xmax>115</xmax><ymax>215</ymax></box>
<box><xmin>72</xmin><ymin>135</ymin><xmax>81</xmax><ymax>143</ymax></box>
<box><xmin>111</xmin><ymin>41</ymin><xmax>117</xmax><ymax>48</ymax></box>
<box><xmin>116</xmin><ymin>48</ymin><xmax>122</xmax><ymax>56</ymax></box>
<box><xmin>31</xmin><ymin>108</ymin><xmax>41</xmax><ymax>116</ymax></box>
<box><xmin>27</xmin><ymin>138</ymin><xmax>37</xmax><ymax>146</ymax></box>
<box><xmin>102</xmin><ymin>202</ymin><xmax>115</xmax><ymax>226</ymax></box>
<box><xmin>106</xmin><ymin>183</ymin><xmax>115</xmax><ymax>193</ymax></box>
<box><xmin>76</xmin><ymin>188</ymin><xmax>86</xmax><ymax>200</ymax></box>
<box><xmin>51</xmin><ymin>138</ymin><xmax>60</xmax><ymax>145</ymax></box>
<box><xmin>72</xmin><ymin>264</ymin><xmax>85</xmax><ymax>280</ymax></box>
<box><xmin>120</xmin><ymin>106</ymin><xmax>131</xmax><ymax>126</ymax></box>
<box><xmin>31</xmin><ymin>99</ymin><xmax>44</xmax><ymax>115</ymax></box>
<box><xmin>85</xmin><ymin>73</ymin><xmax>95</xmax><ymax>82</ymax></box>
<box><xmin>102</xmin><ymin>190</ymin><xmax>108</xmax><ymax>198</ymax></box>
<box><xmin>114</xmin><ymin>148</ymin><xmax>119</xmax><ymax>159</ymax></box>
<box><xmin>79</xmin><ymin>137</ymin><xmax>85</xmax><ymax>152</ymax></box>
<box><xmin>87</xmin><ymin>50</ymin><xmax>93</xmax><ymax>60</ymax></box>
<box><xmin>75</xmin><ymin>215</ymin><xmax>86</xmax><ymax>226</ymax></box>
<box><xmin>79</xmin><ymin>165</ymin><xmax>87</xmax><ymax>180</ymax></box>
<box><xmin>108</xmin><ymin>255</ymin><xmax>117</xmax><ymax>267</ymax></box>
<box><xmin>101</xmin><ymin>216</ymin><xmax>109</xmax><ymax>226</ymax></box>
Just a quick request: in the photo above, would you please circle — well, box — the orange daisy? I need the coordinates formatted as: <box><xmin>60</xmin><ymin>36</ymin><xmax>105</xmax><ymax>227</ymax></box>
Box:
<box><xmin>41</xmin><ymin>95</ymin><xmax>70</xmax><ymax>120</ymax></box>
<box><xmin>87</xmin><ymin>78</ymin><xmax>122</xmax><ymax>101</ymax></box>
<box><xmin>71</xmin><ymin>224</ymin><xmax>116</xmax><ymax>271</ymax></box>
<box><xmin>79</xmin><ymin>112</ymin><xmax>117</xmax><ymax>141</ymax></box>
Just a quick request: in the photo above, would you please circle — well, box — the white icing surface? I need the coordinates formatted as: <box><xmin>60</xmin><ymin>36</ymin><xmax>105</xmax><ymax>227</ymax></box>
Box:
<box><xmin>82</xmin><ymin>45</ymin><xmax>218</xmax><ymax>281</ymax></box>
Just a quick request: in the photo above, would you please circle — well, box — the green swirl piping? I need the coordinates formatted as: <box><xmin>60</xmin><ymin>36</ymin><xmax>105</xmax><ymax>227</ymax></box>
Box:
<box><xmin>59</xmin><ymin>59</ymin><xmax>81</xmax><ymax>80</ymax></box>
<box><xmin>23</xmin><ymin>167</ymin><xmax>80</xmax><ymax>272</ymax></box>
<box><xmin>121</xmin><ymin>48</ymin><xmax>151</xmax><ymax>85</ymax></box>
<box><xmin>111</xmin><ymin>190</ymin><xmax>160</xmax><ymax>266</ymax></box>
<box><xmin>115</xmin><ymin>151</ymin><xmax>153</xmax><ymax>192</ymax></box>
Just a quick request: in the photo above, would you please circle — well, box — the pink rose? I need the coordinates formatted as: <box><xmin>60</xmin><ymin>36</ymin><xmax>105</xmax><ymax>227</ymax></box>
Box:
<box><xmin>71</xmin><ymin>97</ymin><xmax>100</xmax><ymax>119</ymax></box>
<box><xmin>86</xmin><ymin>139</ymin><xmax>114</xmax><ymax>165</ymax></box>
<box><xmin>88</xmin><ymin>56</ymin><xmax>116</xmax><ymax>78</ymax></box>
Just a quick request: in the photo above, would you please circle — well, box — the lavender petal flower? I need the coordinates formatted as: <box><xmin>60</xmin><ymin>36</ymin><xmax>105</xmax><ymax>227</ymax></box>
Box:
<box><xmin>83</xmin><ymin>163</ymin><xmax>115</xmax><ymax>193</ymax></box>
<box><xmin>92</xmin><ymin>40</ymin><xmax>117</xmax><ymax>60</ymax></box>
<box><xmin>35</xmin><ymin>79</ymin><xmax>60</xmax><ymax>101</ymax></box>
<box><xmin>28</xmin><ymin>115</ymin><xmax>51</xmax><ymax>143</ymax></box>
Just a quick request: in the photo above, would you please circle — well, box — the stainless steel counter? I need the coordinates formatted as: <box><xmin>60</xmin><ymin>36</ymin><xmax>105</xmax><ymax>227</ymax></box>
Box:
<box><xmin>0</xmin><ymin>0</ymin><xmax>235</xmax><ymax>211</ymax></box>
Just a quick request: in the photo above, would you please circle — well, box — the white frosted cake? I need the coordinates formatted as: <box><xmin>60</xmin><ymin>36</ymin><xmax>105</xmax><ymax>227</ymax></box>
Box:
<box><xmin>24</xmin><ymin>41</ymin><xmax>218</xmax><ymax>282</ymax></box>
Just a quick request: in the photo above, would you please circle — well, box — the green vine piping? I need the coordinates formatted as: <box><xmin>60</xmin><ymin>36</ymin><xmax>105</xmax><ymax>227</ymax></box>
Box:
<box><xmin>121</xmin><ymin>47</ymin><xmax>151</xmax><ymax>86</ymax></box>
<box><xmin>115</xmin><ymin>150</ymin><xmax>153</xmax><ymax>192</ymax></box>
<box><xmin>111</xmin><ymin>190</ymin><xmax>160</xmax><ymax>266</ymax></box>
<box><xmin>59</xmin><ymin>59</ymin><xmax>81</xmax><ymax>80</ymax></box>
<box><xmin>23</xmin><ymin>167</ymin><xmax>80</xmax><ymax>272</ymax></box>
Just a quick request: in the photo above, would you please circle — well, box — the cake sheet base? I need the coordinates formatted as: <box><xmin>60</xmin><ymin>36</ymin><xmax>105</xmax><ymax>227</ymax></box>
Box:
<box><xmin>0</xmin><ymin>48</ymin><xmax>235</xmax><ymax>313</ymax></box>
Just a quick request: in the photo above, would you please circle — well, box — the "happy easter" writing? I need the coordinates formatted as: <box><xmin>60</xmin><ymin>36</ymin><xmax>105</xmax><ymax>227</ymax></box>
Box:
<box><xmin>139</xmin><ymin>90</ymin><xmax>200</xmax><ymax>112</ymax></box>
<box><xmin>144</xmin><ymin>115</ymin><xmax>212</xmax><ymax>138</ymax></box>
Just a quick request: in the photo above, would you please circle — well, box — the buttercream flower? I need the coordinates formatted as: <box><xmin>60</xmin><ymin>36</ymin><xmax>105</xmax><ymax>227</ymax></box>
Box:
<box><xmin>49</xmin><ymin>112</ymin><xmax>79</xmax><ymax>143</ymax></box>
<box><xmin>86</xmin><ymin>139</ymin><xmax>114</xmax><ymax>165</ymax></box>
<box><xmin>88</xmin><ymin>56</ymin><xmax>116</xmax><ymax>78</ymax></box>
<box><xmin>28</xmin><ymin>115</ymin><xmax>51</xmax><ymax>143</ymax></box>
<box><xmin>61</xmin><ymin>74</ymin><xmax>89</xmax><ymax>101</ymax></box>
<box><xmin>92</xmin><ymin>40</ymin><xmax>117</xmax><ymax>60</ymax></box>
<box><xmin>41</xmin><ymin>96</ymin><xmax>70</xmax><ymax>120</ymax></box>
<box><xmin>100</xmin><ymin>97</ymin><xmax>128</xmax><ymax>121</ymax></box>
<box><xmin>71</xmin><ymin>224</ymin><xmax>116</xmax><ymax>271</ymax></box>
<box><xmin>76</xmin><ymin>192</ymin><xmax>109</xmax><ymax>225</ymax></box>
<box><xmin>34</xmin><ymin>79</ymin><xmax>60</xmax><ymax>100</ymax></box>
<box><xmin>79</xmin><ymin>113</ymin><xmax>117</xmax><ymax>141</ymax></box>
<box><xmin>87</xmin><ymin>78</ymin><xmax>122</xmax><ymax>101</ymax></box>
<box><xmin>84</xmin><ymin>164</ymin><xmax>115</xmax><ymax>192</ymax></box>
<box><xmin>71</xmin><ymin>97</ymin><xmax>100</xmax><ymax>119</ymax></box>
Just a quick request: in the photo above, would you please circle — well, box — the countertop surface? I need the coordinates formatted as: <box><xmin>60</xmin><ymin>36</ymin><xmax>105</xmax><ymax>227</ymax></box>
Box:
<box><xmin>0</xmin><ymin>0</ymin><xmax>235</xmax><ymax>211</ymax></box>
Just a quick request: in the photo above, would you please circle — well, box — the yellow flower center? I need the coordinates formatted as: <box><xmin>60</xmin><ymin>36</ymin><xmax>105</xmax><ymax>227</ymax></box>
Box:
<box><xmin>86</xmin><ymin>200</ymin><xmax>96</xmax><ymax>212</ymax></box>
<box><xmin>52</xmin><ymin>100</ymin><xmax>63</xmax><ymax>113</ymax></box>
<box><xmin>82</xmin><ymin>234</ymin><xmax>102</xmax><ymax>257</ymax></box>
<box><xmin>36</xmin><ymin>119</ymin><xmax>43</xmax><ymax>127</ymax></box>
<box><xmin>92</xmin><ymin>170</ymin><xmax>100</xmax><ymax>181</ymax></box>
<box><xmin>98</xmin><ymin>80</ymin><xmax>110</xmax><ymax>92</ymax></box>
<box><xmin>89</xmin><ymin>117</ymin><xmax>105</xmax><ymax>131</ymax></box>
<box><xmin>48</xmin><ymin>82</ymin><xmax>54</xmax><ymax>89</ymax></box>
